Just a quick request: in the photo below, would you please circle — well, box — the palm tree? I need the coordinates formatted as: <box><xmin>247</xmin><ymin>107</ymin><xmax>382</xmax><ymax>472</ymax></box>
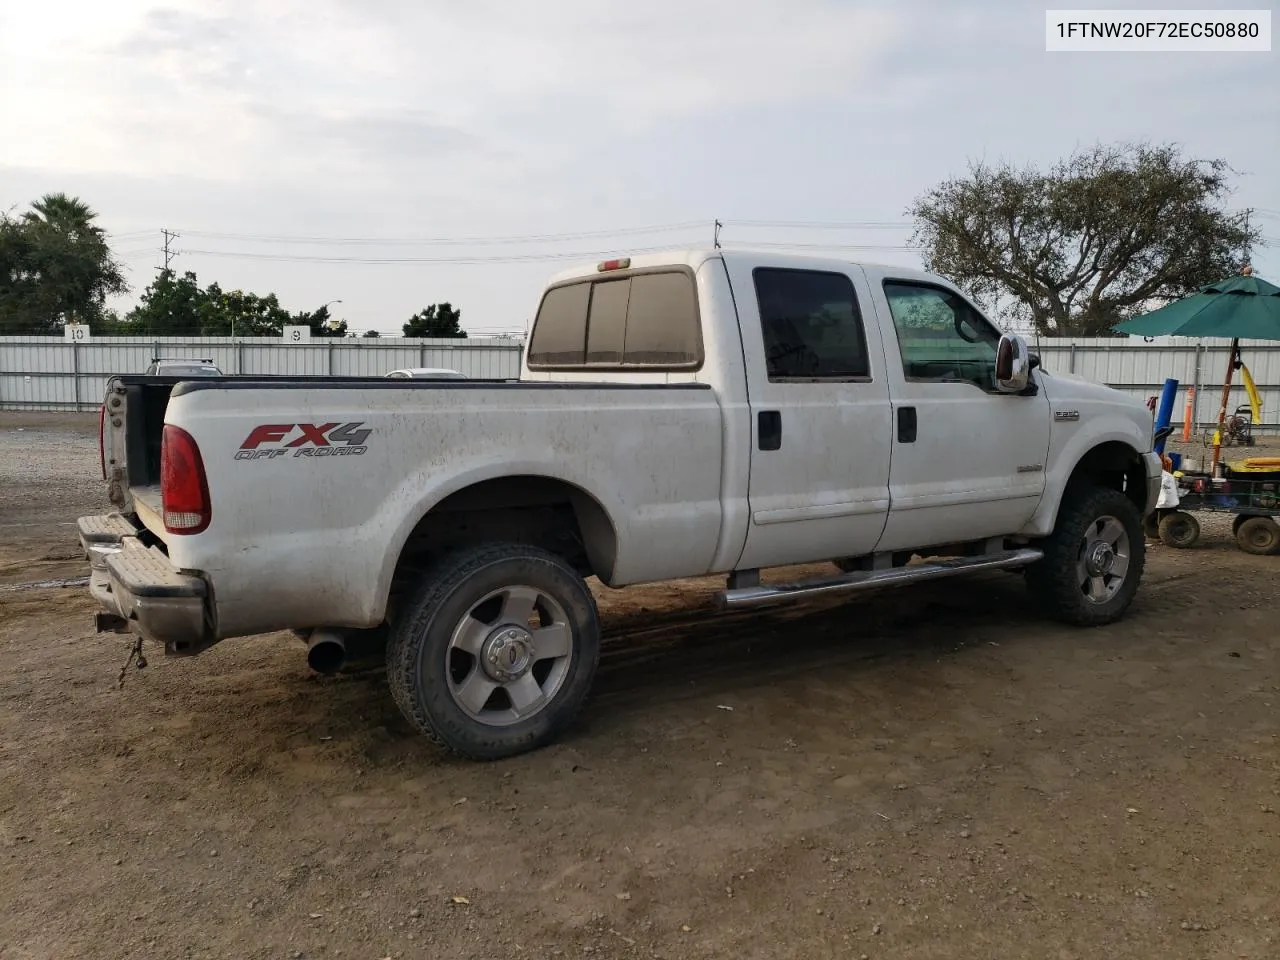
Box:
<box><xmin>23</xmin><ymin>192</ymin><xmax>103</xmax><ymax>240</ymax></box>
<box><xmin>5</xmin><ymin>193</ymin><xmax>127</xmax><ymax>331</ymax></box>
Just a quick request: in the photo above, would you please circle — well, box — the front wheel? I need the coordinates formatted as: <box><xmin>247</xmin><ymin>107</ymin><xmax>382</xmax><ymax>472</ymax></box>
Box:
<box><xmin>1026</xmin><ymin>486</ymin><xmax>1145</xmax><ymax>627</ymax></box>
<box><xmin>387</xmin><ymin>543</ymin><xmax>601</xmax><ymax>760</ymax></box>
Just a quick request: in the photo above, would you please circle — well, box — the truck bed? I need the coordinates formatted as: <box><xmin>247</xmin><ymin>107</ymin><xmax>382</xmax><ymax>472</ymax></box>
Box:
<box><xmin>113</xmin><ymin>375</ymin><xmax>522</xmax><ymax>492</ymax></box>
<box><xmin>110</xmin><ymin>374</ymin><xmax>729</xmax><ymax>640</ymax></box>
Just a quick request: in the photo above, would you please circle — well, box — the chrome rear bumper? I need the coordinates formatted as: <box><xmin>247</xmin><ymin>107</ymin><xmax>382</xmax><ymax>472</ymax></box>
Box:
<box><xmin>77</xmin><ymin>514</ymin><xmax>211</xmax><ymax>655</ymax></box>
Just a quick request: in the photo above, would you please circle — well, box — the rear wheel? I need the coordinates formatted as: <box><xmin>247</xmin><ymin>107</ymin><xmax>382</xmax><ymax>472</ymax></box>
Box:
<box><xmin>1235</xmin><ymin>516</ymin><xmax>1280</xmax><ymax>556</ymax></box>
<box><xmin>1158</xmin><ymin>511</ymin><xmax>1201</xmax><ymax>549</ymax></box>
<box><xmin>387</xmin><ymin>543</ymin><xmax>601</xmax><ymax>760</ymax></box>
<box><xmin>1026</xmin><ymin>485</ymin><xmax>1145</xmax><ymax>626</ymax></box>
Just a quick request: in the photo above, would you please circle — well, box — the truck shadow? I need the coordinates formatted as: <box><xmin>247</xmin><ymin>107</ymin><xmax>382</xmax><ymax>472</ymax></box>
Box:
<box><xmin>165</xmin><ymin>567</ymin><xmax>1170</xmax><ymax>774</ymax></box>
<box><xmin>336</xmin><ymin>571</ymin><xmax>1052</xmax><ymax>747</ymax></box>
<box><xmin>585</xmin><ymin>572</ymin><xmax>1040</xmax><ymax>709</ymax></box>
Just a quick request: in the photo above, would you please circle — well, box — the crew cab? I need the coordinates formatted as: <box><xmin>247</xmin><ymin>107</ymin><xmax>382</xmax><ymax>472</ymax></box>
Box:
<box><xmin>80</xmin><ymin>249</ymin><xmax>1160</xmax><ymax>759</ymax></box>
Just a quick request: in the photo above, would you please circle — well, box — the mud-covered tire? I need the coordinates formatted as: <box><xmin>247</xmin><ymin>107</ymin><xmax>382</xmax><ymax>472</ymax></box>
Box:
<box><xmin>1026</xmin><ymin>485</ymin><xmax>1145</xmax><ymax>627</ymax></box>
<box><xmin>1235</xmin><ymin>516</ymin><xmax>1280</xmax><ymax>556</ymax></box>
<box><xmin>1158</xmin><ymin>511</ymin><xmax>1200</xmax><ymax>549</ymax></box>
<box><xmin>387</xmin><ymin>543</ymin><xmax>601</xmax><ymax>760</ymax></box>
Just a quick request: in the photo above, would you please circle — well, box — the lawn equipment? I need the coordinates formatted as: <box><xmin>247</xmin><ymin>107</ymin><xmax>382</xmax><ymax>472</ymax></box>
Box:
<box><xmin>1147</xmin><ymin>457</ymin><xmax>1280</xmax><ymax>555</ymax></box>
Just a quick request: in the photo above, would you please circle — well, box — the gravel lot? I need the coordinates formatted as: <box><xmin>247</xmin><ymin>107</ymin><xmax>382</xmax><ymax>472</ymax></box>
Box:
<box><xmin>1</xmin><ymin>412</ymin><xmax>1277</xmax><ymax>960</ymax></box>
<box><xmin>0</xmin><ymin>412</ymin><xmax>111</xmax><ymax>582</ymax></box>
<box><xmin>0</xmin><ymin>411</ymin><xmax>109</xmax><ymax>525</ymax></box>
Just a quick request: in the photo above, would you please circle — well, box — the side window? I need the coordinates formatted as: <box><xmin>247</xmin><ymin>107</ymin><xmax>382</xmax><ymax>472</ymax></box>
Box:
<box><xmin>527</xmin><ymin>270</ymin><xmax>701</xmax><ymax>369</ymax></box>
<box><xmin>882</xmin><ymin>281</ymin><xmax>1000</xmax><ymax>391</ymax></box>
<box><xmin>752</xmin><ymin>268</ymin><xmax>870</xmax><ymax>381</ymax></box>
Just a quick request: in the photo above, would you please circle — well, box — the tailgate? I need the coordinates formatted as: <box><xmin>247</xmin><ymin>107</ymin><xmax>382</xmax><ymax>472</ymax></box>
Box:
<box><xmin>102</xmin><ymin>376</ymin><xmax>182</xmax><ymax>524</ymax></box>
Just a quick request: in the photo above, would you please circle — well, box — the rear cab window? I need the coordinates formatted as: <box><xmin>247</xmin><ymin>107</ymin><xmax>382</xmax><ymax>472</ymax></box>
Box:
<box><xmin>527</xmin><ymin>269</ymin><xmax>702</xmax><ymax>369</ymax></box>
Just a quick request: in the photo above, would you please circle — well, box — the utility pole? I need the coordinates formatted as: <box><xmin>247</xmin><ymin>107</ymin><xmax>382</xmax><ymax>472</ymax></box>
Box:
<box><xmin>161</xmin><ymin>229</ymin><xmax>179</xmax><ymax>271</ymax></box>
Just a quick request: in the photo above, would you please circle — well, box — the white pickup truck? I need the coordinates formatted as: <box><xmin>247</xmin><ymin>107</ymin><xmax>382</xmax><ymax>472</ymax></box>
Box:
<box><xmin>81</xmin><ymin>249</ymin><xmax>1160</xmax><ymax>759</ymax></box>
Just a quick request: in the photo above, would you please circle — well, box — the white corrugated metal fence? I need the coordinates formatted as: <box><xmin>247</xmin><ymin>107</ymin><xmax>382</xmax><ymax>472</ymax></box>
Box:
<box><xmin>1032</xmin><ymin>337</ymin><xmax>1280</xmax><ymax>434</ymax></box>
<box><xmin>1</xmin><ymin>334</ymin><xmax>1277</xmax><ymax>432</ymax></box>
<box><xmin>0</xmin><ymin>336</ymin><xmax>525</xmax><ymax>411</ymax></box>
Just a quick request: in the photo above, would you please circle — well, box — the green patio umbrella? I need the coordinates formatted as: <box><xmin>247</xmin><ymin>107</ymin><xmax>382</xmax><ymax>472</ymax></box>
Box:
<box><xmin>1113</xmin><ymin>267</ymin><xmax>1280</xmax><ymax>472</ymax></box>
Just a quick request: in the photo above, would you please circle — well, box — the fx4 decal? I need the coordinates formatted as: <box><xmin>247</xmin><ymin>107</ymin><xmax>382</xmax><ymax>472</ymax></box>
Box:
<box><xmin>235</xmin><ymin>422</ymin><xmax>371</xmax><ymax>460</ymax></box>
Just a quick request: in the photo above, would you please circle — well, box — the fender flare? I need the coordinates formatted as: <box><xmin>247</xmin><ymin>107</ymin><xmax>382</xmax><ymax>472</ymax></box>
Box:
<box><xmin>371</xmin><ymin>458</ymin><xmax>623</xmax><ymax>619</ymax></box>
<box><xmin>1021</xmin><ymin>418</ymin><xmax>1153</xmax><ymax>538</ymax></box>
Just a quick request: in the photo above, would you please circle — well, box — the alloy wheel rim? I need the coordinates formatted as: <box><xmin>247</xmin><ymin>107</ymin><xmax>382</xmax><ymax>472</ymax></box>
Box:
<box><xmin>444</xmin><ymin>585</ymin><xmax>573</xmax><ymax>727</ymax></box>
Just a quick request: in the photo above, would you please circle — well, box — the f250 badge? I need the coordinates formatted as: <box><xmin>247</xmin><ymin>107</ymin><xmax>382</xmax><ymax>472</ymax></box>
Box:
<box><xmin>235</xmin><ymin>422</ymin><xmax>371</xmax><ymax>460</ymax></box>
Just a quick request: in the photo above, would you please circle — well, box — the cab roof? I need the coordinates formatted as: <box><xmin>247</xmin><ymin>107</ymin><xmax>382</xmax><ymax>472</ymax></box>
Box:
<box><xmin>544</xmin><ymin>247</ymin><xmax>941</xmax><ymax>287</ymax></box>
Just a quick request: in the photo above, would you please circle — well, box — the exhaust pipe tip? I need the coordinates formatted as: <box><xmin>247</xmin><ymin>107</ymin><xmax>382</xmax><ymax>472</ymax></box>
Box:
<box><xmin>306</xmin><ymin>629</ymin><xmax>347</xmax><ymax>675</ymax></box>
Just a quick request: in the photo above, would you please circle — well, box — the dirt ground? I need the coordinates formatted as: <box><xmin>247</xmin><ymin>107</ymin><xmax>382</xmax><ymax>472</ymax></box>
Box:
<box><xmin>1</xmin><ymin>411</ymin><xmax>1278</xmax><ymax>960</ymax></box>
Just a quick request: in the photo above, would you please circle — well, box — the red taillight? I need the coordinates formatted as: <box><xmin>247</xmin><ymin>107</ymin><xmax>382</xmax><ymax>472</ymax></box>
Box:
<box><xmin>98</xmin><ymin>404</ymin><xmax>107</xmax><ymax>479</ymax></box>
<box><xmin>597</xmin><ymin>257</ymin><xmax>631</xmax><ymax>272</ymax></box>
<box><xmin>161</xmin><ymin>424</ymin><xmax>211</xmax><ymax>535</ymax></box>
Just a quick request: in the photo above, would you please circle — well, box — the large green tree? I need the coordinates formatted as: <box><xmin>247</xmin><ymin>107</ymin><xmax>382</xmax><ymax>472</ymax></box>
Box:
<box><xmin>403</xmin><ymin>302</ymin><xmax>466</xmax><ymax>338</ymax></box>
<box><xmin>119</xmin><ymin>269</ymin><xmax>208</xmax><ymax>334</ymax></box>
<box><xmin>908</xmin><ymin>142</ymin><xmax>1262</xmax><ymax>336</ymax></box>
<box><xmin>122</xmin><ymin>270</ymin><xmax>350</xmax><ymax>337</ymax></box>
<box><xmin>0</xmin><ymin>192</ymin><xmax>128</xmax><ymax>334</ymax></box>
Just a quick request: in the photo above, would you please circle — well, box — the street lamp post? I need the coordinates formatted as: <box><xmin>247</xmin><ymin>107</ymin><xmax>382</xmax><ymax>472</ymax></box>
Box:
<box><xmin>321</xmin><ymin>299</ymin><xmax>344</xmax><ymax>333</ymax></box>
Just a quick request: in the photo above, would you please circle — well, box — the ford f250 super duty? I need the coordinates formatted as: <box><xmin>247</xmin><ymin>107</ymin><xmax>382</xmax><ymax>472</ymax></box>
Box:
<box><xmin>79</xmin><ymin>249</ymin><xmax>1161</xmax><ymax>759</ymax></box>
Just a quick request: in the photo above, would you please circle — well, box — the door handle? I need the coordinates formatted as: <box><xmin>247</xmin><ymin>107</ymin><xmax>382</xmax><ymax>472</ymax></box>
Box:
<box><xmin>897</xmin><ymin>406</ymin><xmax>917</xmax><ymax>443</ymax></box>
<box><xmin>758</xmin><ymin>410</ymin><xmax>782</xmax><ymax>451</ymax></box>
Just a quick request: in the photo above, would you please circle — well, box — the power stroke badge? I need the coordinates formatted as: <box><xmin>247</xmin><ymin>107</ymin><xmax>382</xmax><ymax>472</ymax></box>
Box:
<box><xmin>235</xmin><ymin>422</ymin><xmax>372</xmax><ymax>460</ymax></box>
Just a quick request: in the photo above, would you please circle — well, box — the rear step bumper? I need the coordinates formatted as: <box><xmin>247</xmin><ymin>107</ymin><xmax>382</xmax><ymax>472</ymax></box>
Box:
<box><xmin>77</xmin><ymin>514</ymin><xmax>211</xmax><ymax>654</ymax></box>
<box><xmin>716</xmin><ymin>548</ymin><xmax>1043</xmax><ymax>610</ymax></box>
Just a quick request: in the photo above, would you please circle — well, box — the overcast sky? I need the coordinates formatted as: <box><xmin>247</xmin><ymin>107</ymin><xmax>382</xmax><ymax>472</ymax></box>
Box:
<box><xmin>2</xmin><ymin>0</ymin><xmax>1276</xmax><ymax>335</ymax></box>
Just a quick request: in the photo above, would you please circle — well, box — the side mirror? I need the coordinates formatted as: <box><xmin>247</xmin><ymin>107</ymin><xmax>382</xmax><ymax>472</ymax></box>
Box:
<box><xmin>995</xmin><ymin>334</ymin><xmax>1031</xmax><ymax>394</ymax></box>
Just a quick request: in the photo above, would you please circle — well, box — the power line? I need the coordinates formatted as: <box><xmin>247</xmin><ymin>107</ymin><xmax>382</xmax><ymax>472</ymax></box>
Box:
<box><xmin>171</xmin><ymin>219</ymin><xmax>914</xmax><ymax>246</ymax></box>
<box><xmin>178</xmin><ymin>238</ymin><xmax>929</xmax><ymax>266</ymax></box>
<box><xmin>171</xmin><ymin>220</ymin><xmax>711</xmax><ymax>247</ymax></box>
<box><xmin>722</xmin><ymin>219</ymin><xmax>911</xmax><ymax>230</ymax></box>
<box><xmin>721</xmin><ymin>240</ymin><xmax>921</xmax><ymax>252</ymax></box>
<box><xmin>178</xmin><ymin>243</ymin><xmax>699</xmax><ymax>265</ymax></box>
<box><xmin>102</xmin><ymin>213</ymin><xmax>1280</xmax><ymax>251</ymax></box>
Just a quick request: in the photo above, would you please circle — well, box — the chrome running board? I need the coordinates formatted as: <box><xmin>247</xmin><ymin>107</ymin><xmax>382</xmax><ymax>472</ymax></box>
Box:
<box><xmin>715</xmin><ymin>548</ymin><xmax>1043</xmax><ymax>610</ymax></box>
